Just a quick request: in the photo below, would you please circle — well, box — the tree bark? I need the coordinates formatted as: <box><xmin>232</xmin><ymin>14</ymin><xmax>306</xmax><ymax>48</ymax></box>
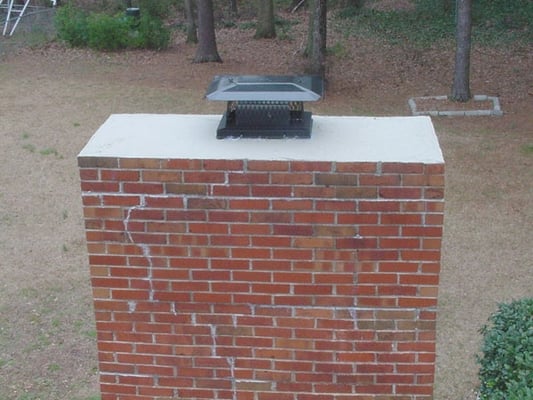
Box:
<box><xmin>229</xmin><ymin>0</ymin><xmax>238</xmax><ymax>17</ymax></box>
<box><xmin>307</xmin><ymin>0</ymin><xmax>327</xmax><ymax>77</ymax></box>
<box><xmin>194</xmin><ymin>0</ymin><xmax>222</xmax><ymax>63</ymax></box>
<box><xmin>451</xmin><ymin>0</ymin><xmax>472</xmax><ymax>102</ymax></box>
<box><xmin>255</xmin><ymin>0</ymin><xmax>276</xmax><ymax>39</ymax></box>
<box><xmin>185</xmin><ymin>0</ymin><xmax>198</xmax><ymax>44</ymax></box>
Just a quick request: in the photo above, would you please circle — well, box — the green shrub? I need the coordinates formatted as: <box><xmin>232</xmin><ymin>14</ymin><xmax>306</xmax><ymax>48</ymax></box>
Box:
<box><xmin>477</xmin><ymin>298</ymin><xmax>533</xmax><ymax>400</ymax></box>
<box><xmin>54</xmin><ymin>5</ymin><xmax>171</xmax><ymax>51</ymax></box>
<box><xmin>54</xmin><ymin>3</ymin><xmax>89</xmax><ymax>47</ymax></box>
<box><xmin>86</xmin><ymin>13</ymin><xmax>131</xmax><ymax>51</ymax></box>
<box><xmin>134</xmin><ymin>14</ymin><xmax>171</xmax><ymax>50</ymax></box>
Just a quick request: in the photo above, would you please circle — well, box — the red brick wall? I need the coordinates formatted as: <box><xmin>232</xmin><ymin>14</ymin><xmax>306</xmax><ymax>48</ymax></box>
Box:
<box><xmin>79</xmin><ymin>156</ymin><xmax>444</xmax><ymax>400</ymax></box>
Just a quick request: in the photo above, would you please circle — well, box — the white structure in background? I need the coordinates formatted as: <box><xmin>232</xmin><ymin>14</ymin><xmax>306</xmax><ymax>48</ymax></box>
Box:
<box><xmin>1</xmin><ymin>0</ymin><xmax>56</xmax><ymax>36</ymax></box>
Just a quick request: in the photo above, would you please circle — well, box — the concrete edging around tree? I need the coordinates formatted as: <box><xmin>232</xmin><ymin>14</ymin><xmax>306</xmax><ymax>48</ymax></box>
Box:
<box><xmin>408</xmin><ymin>95</ymin><xmax>503</xmax><ymax>117</ymax></box>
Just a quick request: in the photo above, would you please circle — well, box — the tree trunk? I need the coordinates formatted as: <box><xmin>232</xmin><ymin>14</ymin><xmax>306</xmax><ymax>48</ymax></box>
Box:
<box><xmin>307</xmin><ymin>0</ymin><xmax>327</xmax><ymax>77</ymax></box>
<box><xmin>255</xmin><ymin>0</ymin><xmax>276</xmax><ymax>39</ymax></box>
<box><xmin>194</xmin><ymin>0</ymin><xmax>222</xmax><ymax>63</ymax></box>
<box><xmin>229</xmin><ymin>0</ymin><xmax>238</xmax><ymax>17</ymax></box>
<box><xmin>185</xmin><ymin>0</ymin><xmax>198</xmax><ymax>44</ymax></box>
<box><xmin>451</xmin><ymin>0</ymin><xmax>472</xmax><ymax>102</ymax></box>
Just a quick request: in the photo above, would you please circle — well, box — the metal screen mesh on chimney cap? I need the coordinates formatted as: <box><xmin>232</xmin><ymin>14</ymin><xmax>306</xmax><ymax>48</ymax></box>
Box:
<box><xmin>206</xmin><ymin>75</ymin><xmax>323</xmax><ymax>139</ymax></box>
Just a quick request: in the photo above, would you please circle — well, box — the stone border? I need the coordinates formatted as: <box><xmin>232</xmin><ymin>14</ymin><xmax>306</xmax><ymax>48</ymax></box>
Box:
<box><xmin>408</xmin><ymin>95</ymin><xmax>503</xmax><ymax>117</ymax></box>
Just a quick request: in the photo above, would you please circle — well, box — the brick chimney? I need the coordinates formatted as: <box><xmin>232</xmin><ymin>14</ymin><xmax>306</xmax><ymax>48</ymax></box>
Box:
<box><xmin>79</xmin><ymin>114</ymin><xmax>444</xmax><ymax>400</ymax></box>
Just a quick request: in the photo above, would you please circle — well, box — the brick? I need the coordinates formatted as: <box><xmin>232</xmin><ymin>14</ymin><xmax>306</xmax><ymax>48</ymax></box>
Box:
<box><xmin>230</xmin><ymin>199</ymin><xmax>270</xmax><ymax>210</ymax></box>
<box><xmin>358</xmin><ymin>273</ymin><xmax>397</xmax><ymax>284</ymax></box>
<box><xmin>211</xmin><ymin>235</ymin><xmax>250</xmax><ymax>246</ymax></box>
<box><xmin>273</xmin><ymin>248</ymin><xmax>313</xmax><ymax>261</ymax></box>
<box><xmin>101</xmin><ymin>169</ymin><xmax>140</xmax><ymax>181</ymax></box>
<box><xmin>272</xmin><ymin>199</ymin><xmax>314</xmax><ymax>210</ymax></box>
<box><xmin>160</xmin><ymin>158</ymin><xmax>201</xmax><ymax>170</ymax></box>
<box><xmin>230</xmin><ymin>223</ymin><xmax>271</xmax><ymax>235</ymax></box>
<box><xmin>313</xmin><ymin>225</ymin><xmax>356</xmax><ymax>237</ymax></box>
<box><xmin>79</xmin><ymin>168</ymin><xmax>99</xmax><ymax>180</ymax></box>
<box><xmin>401</xmin><ymin>250</ymin><xmax>441</xmax><ymax>261</ymax></box>
<box><xmin>426</xmin><ymin>163</ymin><xmax>445</xmax><ymax>174</ymax></box>
<box><xmin>203</xmin><ymin>159</ymin><xmax>244</xmax><ymax>170</ymax></box>
<box><xmin>382</xmin><ymin>162</ymin><xmax>424</xmax><ymax>173</ymax></box>
<box><xmin>357</xmin><ymin>250</ymin><xmax>399</xmax><ymax>261</ymax></box>
<box><xmin>78</xmin><ymin>156</ymin><xmax>118</xmax><ymax>168</ymax></box>
<box><xmin>247</xmin><ymin>160</ymin><xmax>290</xmax><ymax>171</ymax></box>
<box><xmin>315</xmin><ymin>200</ymin><xmax>356</xmax><ymax>211</ymax></box>
<box><xmin>81</xmin><ymin>181</ymin><xmax>120</xmax><ymax>193</ymax></box>
<box><xmin>273</xmin><ymin>224</ymin><xmax>313</xmax><ymax>236</ymax></box>
<box><xmin>396</xmin><ymin>385</ymin><xmax>434</xmax><ymax>395</ymax></box>
<box><xmin>188</xmin><ymin>198</ymin><xmax>227</xmax><ymax>209</ymax></box>
<box><xmin>398</xmin><ymin>297</ymin><xmax>438</xmax><ymax>308</ymax></box>
<box><xmin>358</xmin><ymin>200</ymin><xmax>400</xmax><ymax>212</ymax></box>
<box><xmin>228</xmin><ymin>172</ymin><xmax>269</xmax><ymax>184</ymax></box>
<box><xmin>377</xmin><ymin>285</ymin><xmax>418</xmax><ymax>296</ymax></box>
<box><xmin>380</xmin><ymin>238</ymin><xmax>420</xmax><ymax>249</ymax></box>
<box><xmin>337</xmin><ymin>213</ymin><xmax>379</xmax><ymax>224</ymax></box>
<box><xmin>165</xmin><ymin>183</ymin><xmax>208</xmax><ymax>195</ymax></box>
<box><xmin>336</xmin><ymin>187</ymin><xmax>378</xmax><ymax>199</ymax></box>
<box><xmin>294</xmin><ymin>237</ymin><xmax>334</xmax><ymax>248</ymax></box>
<box><xmin>290</xmin><ymin>161</ymin><xmax>332</xmax><ymax>172</ymax></box>
<box><xmin>123</xmin><ymin>182</ymin><xmax>164</xmax><ymax>194</ymax></box>
<box><xmin>381</xmin><ymin>213</ymin><xmax>422</xmax><ymax>225</ymax></box>
<box><xmin>212</xmin><ymin>184</ymin><xmax>251</xmax><ymax>196</ymax></box>
<box><xmin>166</xmin><ymin>210</ymin><xmax>206</xmax><ymax>222</ymax></box>
<box><xmin>379</xmin><ymin>187</ymin><xmax>422</xmax><ymax>199</ymax></box>
<box><xmin>425</xmin><ymin>188</ymin><xmax>445</xmax><ymax>199</ymax></box>
<box><xmin>141</xmin><ymin>169</ymin><xmax>183</xmax><ymax>182</ymax></box>
<box><xmin>208</xmin><ymin>210</ymin><xmax>250</xmax><ymax>222</ymax></box>
<box><xmin>184</xmin><ymin>171</ymin><xmax>226</xmax><ymax>183</ymax></box>
<box><xmin>294</xmin><ymin>212</ymin><xmax>335</xmax><ymax>224</ymax></box>
<box><xmin>292</xmin><ymin>186</ymin><xmax>336</xmax><ymax>198</ymax></box>
<box><xmin>335</xmin><ymin>162</ymin><xmax>377</xmax><ymax>173</ymax></box>
<box><xmin>336</xmin><ymin>237</ymin><xmax>377</xmax><ymax>249</ymax></box>
<box><xmin>359</xmin><ymin>225</ymin><xmax>399</xmax><ymax>236</ymax></box>
<box><xmin>359</xmin><ymin>174</ymin><xmax>401</xmax><ymax>186</ymax></box>
<box><xmin>119</xmin><ymin>158</ymin><xmax>161</xmax><ymax>169</ymax></box>
<box><xmin>425</xmin><ymin>213</ymin><xmax>444</xmax><ymax>225</ymax></box>
<box><xmin>315</xmin><ymin>173</ymin><xmax>358</xmax><ymax>186</ymax></box>
<box><xmin>103</xmin><ymin>195</ymin><xmax>141</xmax><ymax>207</ymax></box>
<box><xmin>147</xmin><ymin>222</ymin><xmax>186</xmax><ymax>233</ymax></box>
<box><xmin>188</xmin><ymin>222</ymin><xmax>228</xmax><ymax>234</ymax></box>
<box><xmin>402</xmin><ymin>226</ymin><xmax>443</xmax><ymax>237</ymax></box>
<box><xmin>211</xmin><ymin>258</ymin><xmax>250</xmax><ymax>270</ymax></box>
<box><xmin>232</xmin><ymin>247</ymin><xmax>271</xmax><ymax>259</ymax></box>
<box><xmin>86</xmin><ymin>230</ymin><xmax>126</xmax><ymax>243</ymax></box>
<box><xmin>272</xmin><ymin>172</ymin><xmax>313</xmax><ymax>185</ymax></box>
<box><xmin>252</xmin><ymin>236</ymin><xmax>292</xmax><ymax>248</ymax></box>
<box><xmin>252</xmin><ymin>185</ymin><xmax>292</xmax><ymax>197</ymax></box>
<box><xmin>82</xmin><ymin>195</ymin><xmax>102</xmax><ymax>206</ymax></box>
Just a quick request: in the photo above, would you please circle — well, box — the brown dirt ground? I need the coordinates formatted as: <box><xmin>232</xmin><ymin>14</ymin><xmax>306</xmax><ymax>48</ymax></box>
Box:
<box><xmin>0</xmin><ymin>5</ymin><xmax>532</xmax><ymax>400</ymax></box>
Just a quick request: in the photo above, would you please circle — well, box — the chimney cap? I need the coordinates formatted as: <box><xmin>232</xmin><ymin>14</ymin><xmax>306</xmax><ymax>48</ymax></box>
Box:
<box><xmin>206</xmin><ymin>75</ymin><xmax>323</xmax><ymax>102</ymax></box>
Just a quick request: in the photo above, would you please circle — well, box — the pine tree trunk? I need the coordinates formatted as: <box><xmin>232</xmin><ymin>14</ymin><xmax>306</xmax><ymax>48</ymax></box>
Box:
<box><xmin>308</xmin><ymin>0</ymin><xmax>327</xmax><ymax>77</ymax></box>
<box><xmin>185</xmin><ymin>0</ymin><xmax>198</xmax><ymax>44</ymax></box>
<box><xmin>194</xmin><ymin>0</ymin><xmax>222</xmax><ymax>63</ymax></box>
<box><xmin>451</xmin><ymin>0</ymin><xmax>472</xmax><ymax>102</ymax></box>
<box><xmin>229</xmin><ymin>0</ymin><xmax>238</xmax><ymax>17</ymax></box>
<box><xmin>255</xmin><ymin>0</ymin><xmax>276</xmax><ymax>39</ymax></box>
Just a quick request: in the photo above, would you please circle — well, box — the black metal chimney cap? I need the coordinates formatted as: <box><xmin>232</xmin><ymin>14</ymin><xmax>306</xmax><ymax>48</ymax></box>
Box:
<box><xmin>206</xmin><ymin>75</ymin><xmax>323</xmax><ymax>102</ymax></box>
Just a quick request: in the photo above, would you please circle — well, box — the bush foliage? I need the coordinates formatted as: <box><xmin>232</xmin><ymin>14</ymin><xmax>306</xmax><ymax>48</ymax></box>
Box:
<box><xmin>55</xmin><ymin>3</ymin><xmax>170</xmax><ymax>51</ymax></box>
<box><xmin>477</xmin><ymin>298</ymin><xmax>533</xmax><ymax>400</ymax></box>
